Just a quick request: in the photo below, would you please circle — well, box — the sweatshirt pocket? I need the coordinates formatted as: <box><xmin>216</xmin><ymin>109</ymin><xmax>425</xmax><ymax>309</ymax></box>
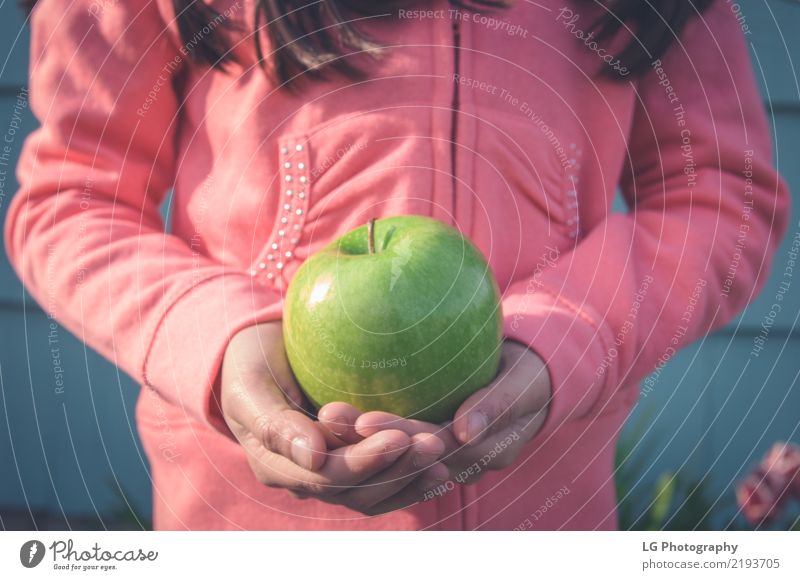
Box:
<box><xmin>467</xmin><ymin>111</ymin><xmax>579</xmax><ymax>290</ymax></box>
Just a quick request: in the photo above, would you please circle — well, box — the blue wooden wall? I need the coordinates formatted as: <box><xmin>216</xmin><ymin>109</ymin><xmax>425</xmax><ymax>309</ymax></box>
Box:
<box><xmin>0</xmin><ymin>1</ymin><xmax>798</xmax><ymax>529</ymax></box>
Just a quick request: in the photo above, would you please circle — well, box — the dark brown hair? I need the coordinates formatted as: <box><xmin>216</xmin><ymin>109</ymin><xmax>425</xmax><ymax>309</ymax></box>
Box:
<box><xmin>21</xmin><ymin>0</ymin><xmax>716</xmax><ymax>86</ymax></box>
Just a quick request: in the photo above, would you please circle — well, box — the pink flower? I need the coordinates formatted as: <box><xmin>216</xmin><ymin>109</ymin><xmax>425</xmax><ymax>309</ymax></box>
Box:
<box><xmin>761</xmin><ymin>442</ymin><xmax>800</xmax><ymax>496</ymax></box>
<box><xmin>736</xmin><ymin>442</ymin><xmax>800</xmax><ymax>526</ymax></box>
<box><xmin>737</xmin><ymin>469</ymin><xmax>780</xmax><ymax>525</ymax></box>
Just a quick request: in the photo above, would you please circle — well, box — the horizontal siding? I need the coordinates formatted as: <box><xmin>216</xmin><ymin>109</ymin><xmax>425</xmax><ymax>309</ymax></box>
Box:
<box><xmin>0</xmin><ymin>4</ymin><xmax>29</xmax><ymax>89</ymax></box>
<box><xmin>0</xmin><ymin>90</ymin><xmax>37</xmax><ymax>305</ymax></box>
<box><xmin>0</xmin><ymin>307</ymin><xmax>151</xmax><ymax>518</ymax></box>
<box><xmin>743</xmin><ymin>0</ymin><xmax>800</xmax><ymax>107</ymax></box>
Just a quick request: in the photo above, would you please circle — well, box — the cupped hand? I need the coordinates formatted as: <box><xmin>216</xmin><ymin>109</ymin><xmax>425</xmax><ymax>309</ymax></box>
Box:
<box><xmin>220</xmin><ymin>322</ymin><xmax>449</xmax><ymax>515</ymax></box>
<box><xmin>319</xmin><ymin>339</ymin><xmax>551</xmax><ymax>489</ymax></box>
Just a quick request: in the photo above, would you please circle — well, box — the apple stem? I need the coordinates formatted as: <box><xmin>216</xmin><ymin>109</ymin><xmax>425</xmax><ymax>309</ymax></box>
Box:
<box><xmin>367</xmin><ymin>218</ymin><xmax>376</xmax><ymax>254</ymax></box>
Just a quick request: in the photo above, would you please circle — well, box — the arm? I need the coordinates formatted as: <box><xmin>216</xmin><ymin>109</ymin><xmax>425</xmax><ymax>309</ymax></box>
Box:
<box><xmin>500</xmin><ymin>1</ymin><xmax>790</xmax><ymax>440</ymax></box>
<box><xmin>3</xmin><ymin>0</ymin><xmax>280</xmax><ymax>435</ymax></box>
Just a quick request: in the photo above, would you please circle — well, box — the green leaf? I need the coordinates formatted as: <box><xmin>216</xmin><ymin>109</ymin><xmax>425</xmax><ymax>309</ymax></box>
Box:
<box><xmin>648</xmin><ymin>472</ymin><xmax>677</xmax><ymax>530</ymax></box>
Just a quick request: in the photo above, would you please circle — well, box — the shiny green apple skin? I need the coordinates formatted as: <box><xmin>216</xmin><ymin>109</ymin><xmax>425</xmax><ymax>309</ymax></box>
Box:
<box><xmin>283</xmin><ymin>215</ymin><xmax>502</xmax><ymax>423</ymax></box>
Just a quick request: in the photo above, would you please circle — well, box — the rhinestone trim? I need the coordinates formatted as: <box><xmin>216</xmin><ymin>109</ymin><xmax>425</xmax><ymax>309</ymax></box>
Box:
<box><xmin>250</xmin><ymin>137</ymin><xmax>310</xmax><ymax>284</ymax></box>
<box><xmin>564</xmin><ymin>143</ymin><xmax>583</xmax><ymax>239</ymax></box>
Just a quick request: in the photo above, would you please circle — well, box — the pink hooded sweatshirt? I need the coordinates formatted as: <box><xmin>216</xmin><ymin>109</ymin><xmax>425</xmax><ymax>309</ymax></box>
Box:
<box><xmin>5</xmin><ymin>0</ymin><xmax>790</xmax><ymax>530</ymax></box>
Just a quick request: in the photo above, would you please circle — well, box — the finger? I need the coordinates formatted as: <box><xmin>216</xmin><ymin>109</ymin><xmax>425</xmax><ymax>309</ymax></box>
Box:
<box><xmin>357</xmin><ymin>411</ymin><xmax>531</xmax><ymax>482</ymax></box>
<box><xmin>317</xmin><ymin>402</ymin><xmax>365</xmax><ymax>445</ymax></box>
<box><xmin>452</xmin><ymin>342</ymin><xmax>550</xmax><ymax>446</ymax></box>
<box><xmin>355</xmin><ymin>411</ymin><xmax>462</xmax><ymax>457</ymax></box>
<box><xmin>254</xmin><ymin>408</ymin><xmax>330</xmax><ymax>472</ymax></box>
<box><xmin>223</xmin><ymin>374</ymin><xmax>328</xmax><ymax>472</ymax></box>
<box><xmin>318</xmin><ymin>425</ymin><xmax>348</xmax><ymax>450</ymax></box>
<box><xmin>252</xmin><ymin>429</ymin><xmax>413</xmax><ymax>494</ymax></box>
<box><xmin>446</xmin><ymin>410</ymin><xmax>547</xmax><ymax>485</ymax></box>
<box><xmin>364</xmin><ymin>463</ymin><xmax>451</xmax><ymax>516</ymax></box>
<box><xmin>332</xmin><ymin>433</ymin><xmax>445</xmax><ymax>513</ymax></box>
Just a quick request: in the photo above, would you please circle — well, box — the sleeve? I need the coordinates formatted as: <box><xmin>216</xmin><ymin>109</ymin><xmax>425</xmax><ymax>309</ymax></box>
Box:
<box><xmin>502</xmin><ymin>1</ymin><xmax>791</xmax><ymax>437</ymax></box>
<box><xmin>3</xmin><ymin>0</ymin><xmax>283</xmax><ymax>436</ymax></box>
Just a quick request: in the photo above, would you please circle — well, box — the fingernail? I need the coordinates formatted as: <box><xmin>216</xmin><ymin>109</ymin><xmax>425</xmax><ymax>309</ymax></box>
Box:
<box><xmin>466</xmin><ymin>412</ymin><xmax>489</xmax><ymax>444</ymax></box>
<box><xmin>381</xmin><ymin>441</ymin><xmax>404</xmax><ymax>462</ymax></box>
<box><xmin>412</xmin><ymin>451</ymin><xmax>440</xmax><ymax>468</ymax></box>
<box><xmin>370</xmin><ymin>435</ymin><xmax>403</xmax><ymax>463</ymax></box>
<box><xmin>327</xmin><ymin>416</ymin><xmax>349</xmax><ymax>438</ymax></box>
<box><xmin>291</xmin><ymin>436</ymin><xmax>313</xmax><ymax>470</ymax></box>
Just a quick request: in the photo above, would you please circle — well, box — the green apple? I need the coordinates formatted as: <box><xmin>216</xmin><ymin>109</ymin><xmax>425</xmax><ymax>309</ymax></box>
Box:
<box><xmin>283</xmin><ymin>215</ymin><xmax>502</xmax><ymax>423</ymax></box>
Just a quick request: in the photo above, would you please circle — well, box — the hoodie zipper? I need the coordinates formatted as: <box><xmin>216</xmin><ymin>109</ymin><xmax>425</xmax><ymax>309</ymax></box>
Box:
<box><xmin>450</xmin><ymin>15</ymin><xmax>461</xmax><ymax>224</ymax></box>
<box><xmin>449</xmin><ymin>10</ymin><xmax>468</xmax><ymax>531</ymax></box>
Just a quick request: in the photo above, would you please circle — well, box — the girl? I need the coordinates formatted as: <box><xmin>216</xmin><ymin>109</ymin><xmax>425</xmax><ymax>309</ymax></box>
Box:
<box><xmin>6</xmin><ymin>0</ymin><xmax>789</xmax><ymax>530</ymax></box>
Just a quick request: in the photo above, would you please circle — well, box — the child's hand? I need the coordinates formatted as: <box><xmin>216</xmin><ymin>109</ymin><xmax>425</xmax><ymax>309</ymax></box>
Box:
<box><xmin>220</xmin><ymin>322</ymin><xmax>449</xmax><ymax>515</ymax></box>
<box><xmin>321</xmin><ymin>340</ymin><xmax>551</xmax><ymax>489</ymax></box>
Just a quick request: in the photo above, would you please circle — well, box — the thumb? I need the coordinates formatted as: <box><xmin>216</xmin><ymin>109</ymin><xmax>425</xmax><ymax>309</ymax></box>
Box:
<box><xmin>225</xmin><ymin>376</ymin><xmax>328</xmax><ymax>471</ymax></box>
<box><xmin>254</xmin><ymin>406</ymin><xmax>328</xmax><ymax>472</ymax></box>
<box><xmin>452</xmin><ymin>341</ymin><xmax>550</xmax><ymax>446</ymax></box>
<box><xmin>221</xmin><ymin>333</ymin><xmax>328</xmax><ymax>472</ymax></box>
